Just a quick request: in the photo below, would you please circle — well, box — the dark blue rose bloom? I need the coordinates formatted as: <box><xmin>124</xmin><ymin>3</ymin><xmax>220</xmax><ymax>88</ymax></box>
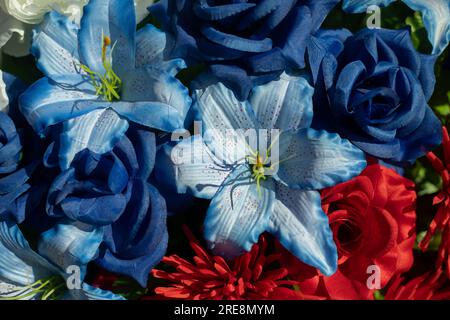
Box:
<box><xmin>149</xmin><ymin>0</ymin><xmax>339</xmax><ymax>100</ymax></box>
<box><xmin>0</xmin><ymin>112</ymin><xmax>35</xmax><ymax>223</ymax></box>
<box><xmin>46</xmin><ymin>128</ymin><xmax>168</xmax><ymax>286</ymax></box>
<box><xmin>0</xmin><ymin>73</ymin><xmax>45</xmax><ymax>223</ymax></box>
<box><xmin>309</xmin><ymin>28</ymin><xmax>442</xmax><ymax>164</ymax></box>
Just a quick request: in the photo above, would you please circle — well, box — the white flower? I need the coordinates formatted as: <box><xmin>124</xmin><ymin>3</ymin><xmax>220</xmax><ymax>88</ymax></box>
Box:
<box><xmin>0</xmin><ymin>0</ymin><xmax>89</xmax><ymax>25</ymax></box>
<box><xmin>0</xmin><ymin>0</ymin><xmax>154</xmax><ymax>57</ymax></box>
<box><xmin>0</xmin><ymin>70</ymin><xmax>8</xmax><ymax>113</ymax></box>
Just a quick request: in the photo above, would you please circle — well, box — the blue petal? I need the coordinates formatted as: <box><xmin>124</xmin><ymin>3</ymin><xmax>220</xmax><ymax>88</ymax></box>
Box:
<box><xmin>135</xmin><ymin>24</ymin><xmax>187</xmax><ymax>75</ymax></box>
<box><xmin>268</xmin><ymin>184</ymin><xmax>337</xmax><ymax>276</ymax></box>
<box><xmin>125</xmin><ymin>128</ymin><xmax>156</xmax><ymax>180</ymax></box>
<box><xmin>249</xmin><ymin>72</ymin><xmax>314</xmax><ymax>130</ymax></box>
<box><xmin>193</xmin><ymin>1</ymin><xmax>255</xmax><ymax>21</ymax></box>
<box><xmin>97</xmin><ymin>182</ymin><xmax>168</xmax><ymax>287</ymax></box>
<box><xmin>276</xmin><ymin>129</ymin><xmax>367</xmax><ymax>190</ymax></box>
<box><xmin>204</xmin><ymin>165</ymin><xmax>275</xmax><ymax>257</ymax></box>
<box><xmin>119</xmin><ymin>66</ymin><xmax>191</xmax><ymax>130</ymax></box>
<box><xmin>112</xmin><ymin>101</ymin><xmax>185</xmax><ymax>133</ymax></box>
<box><xmin>280</xmin><ymin>6</ymin><xmax>312</xmax><ymax>69</ymax></box>
<box><xmin>155</xmin><ymin>136</ymin><xmax>234</xmax><ymax>200</ymax></box>
<box><xmin>31</xmin><ymin>11</ymin><xmax>80</xmax><ymax>77</ymax></box>
<box><xmin>38</xmin><ymin>219</ymin><xmax>104</xmax><ymax>280</ymax></box>
<box><xmin>19</xmin><ymin>74</ymin><xmax>100</xmax><ymax>135</ymax></box>
<box><xmin>402</xmin><ymin>0</ymin><xmax>450</xmax><ymax>55</ymax></box>
<box><xmin>342</xmin><ymin>0</ymin><xmax>396</xmax><ymax>13</ymax></box>
<box><xmin>191</xmin><ymin>79</ymin><xmax>258</xmax><ymax>163</ymax></box>
<box><xmin>307</xmin><ymin>29</ymin><xmax>352</xmax><ymax>86</ymax></box>
<box><xmin>201</xmin><ymin>26</ymin><xmax>273</xmax><ymax>53</ymax></box>
<box><xmin>67</xmin><ymin>283</ymin><xmax>126</xmax><ymax>300</ymax></box>
<box><xmin>59</xmin><ymin>108</ymin><xmax>129</xmax><ymax>169</ymax></box>
<box><xmin>79</xmin><ymin>0</ymin><xmax>136</xmax><ymax>77</ymax></box>
<box><xmin>0</xmin><ymin>220</ymin><xmax>56</xmax><ymax>286</ymax></box>
<box><xmin>397</xmin><ymin>106</ymin><xmax>443</xmax><ymax>163</ymax></box>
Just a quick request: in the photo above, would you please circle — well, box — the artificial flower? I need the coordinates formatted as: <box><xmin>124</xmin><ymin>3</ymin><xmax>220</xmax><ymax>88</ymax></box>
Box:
<box><xmin>156</xmin><ymin>73</ymin><xmax>366</xmax><ymax>276</ymax></box>
<box><xmin>384</xmin><ymin>270</ymin><xmax>450</xmax><ymax>300</ymax></box>
<box><xmin>151</xmin><ymin>228</ymin><xmax>302</xmax><ymax>300</ymax></box>
<box><xmin>421</xmin><ymin>126</ymin><xmax>450</xmax><ymax>278</ymax></box>
<box><xmin>20</xmin><ymin>0</ymin><xmax>191</xmax><ymax>169</ymax></box>
<box><xmin>342</xmin><ymin>0</ymin><xmax>450</xmax><ymax>55</ymax></box>
<box><xmin>0</xmin><ymin>75</ymin><xmax>44</xmax><ymax>224</ymax></box>
<box><xmin>0</xmin><ymin>0</ymin><xmax>154</xmax><ymax>57</ymax></box>
<box><xmin>281</xmin><ymin>164</ymin><xmax>416</xmax><ymax>299</ymax></box>
<box><xmin>310</xmin><ymin>28</ymin><xmax>442</xmax><ymax>163</ymax></box>
<box><xmin>0</xmin><ymin>219</ymin><xmax>124</xmax><ymax>300</ymax></box>
<box><xmin>0</xmin><ymin>71</ymin><xmax>8</xmax><ymax>112</ymax></box>
<box><xmin>149</xmin><ymin>0</ymin><xmax>340</xmax><ymax>100</ymax></box>
<box><xmin>45</xmin><ymin>128</ymin><xmax>168</xmax><ymax>287</ymax></box>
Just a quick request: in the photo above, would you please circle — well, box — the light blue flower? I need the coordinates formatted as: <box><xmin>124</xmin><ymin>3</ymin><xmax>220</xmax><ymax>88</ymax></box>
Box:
<box><xmin>155</xmin><ymin>73</ymin><xmax>367</xmax><ymax>276</ymax></box>
<box><xmin>19</xmin><ymin>0</ymin><xmax>191</xmax><ymax>169</ymax></box>
<box><xmin>342</xmin><ymin>0</ymin><xmax>450</xmax><ymax>55</ymax></box>
<box><xmin>0</xmin><ymin>219</ymin><xmax>124</xmax><ymax>300</ymax></box>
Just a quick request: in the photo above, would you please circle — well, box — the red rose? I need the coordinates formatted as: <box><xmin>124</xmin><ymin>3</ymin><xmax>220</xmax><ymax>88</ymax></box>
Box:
<box><xmin>281</xmin><ymin>164</ymin><xmax>417</xmax><ymax>299</ymax></box>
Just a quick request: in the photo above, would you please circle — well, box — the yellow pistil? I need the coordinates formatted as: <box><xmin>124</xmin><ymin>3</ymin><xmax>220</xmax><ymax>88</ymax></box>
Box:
<box><xmin>79</xmin><ymin>35</ymin><xmax>122</xmax><ymax>102</ymax></box>
<box><xmin>247</xmin><ymin>152</ymin><xmax>268</xmax><ymax>196</ymax></box>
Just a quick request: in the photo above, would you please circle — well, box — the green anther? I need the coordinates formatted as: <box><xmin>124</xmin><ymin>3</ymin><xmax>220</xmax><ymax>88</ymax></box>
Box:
<box><xmin>79</xmin><ymin>35</ymin><xmax>122</xmax><ymax>102</ymax></box>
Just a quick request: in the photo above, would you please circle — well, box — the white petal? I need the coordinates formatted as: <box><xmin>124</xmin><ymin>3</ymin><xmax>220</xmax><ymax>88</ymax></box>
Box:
<box><xmin>0</xmin><ymin>71</ymin><xmax>8</xmax><ymax>112</ymax></box>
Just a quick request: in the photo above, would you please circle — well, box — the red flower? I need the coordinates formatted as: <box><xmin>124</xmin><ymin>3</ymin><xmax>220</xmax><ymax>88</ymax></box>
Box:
<box><xmin>384</xmin><ymin>270</ymin><xmax>450</xmax><ymax>300</ymax></box>
<box><xmin>422</xmin><ymin>127</ymin><xmax>450</xmax><ymax>277</ymax></box>
<box><xmin>149</xmin><ymin>227</ymin><xmax>305</xmax><ymax>300</ymax></box>
<box><xmin>281</xmin><ymin>164</ymin><xmax>417</xmax><ymax>299</ymax></box>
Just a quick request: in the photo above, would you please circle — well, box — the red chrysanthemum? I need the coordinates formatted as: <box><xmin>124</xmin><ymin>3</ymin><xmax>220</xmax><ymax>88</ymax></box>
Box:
<box><xmin>149</xmin><ymin>227</ymin><xmax>306</xmax><ymax>300</ymax></box>
<box><xmin>384</xmin><ymin>270</ymin><xmax>450</xmax><ymax>300</ymax></box>
<box><xmin>422</xmin><ymin>126</ymin><xmax>450</xmax><ymax>277</ymax></box>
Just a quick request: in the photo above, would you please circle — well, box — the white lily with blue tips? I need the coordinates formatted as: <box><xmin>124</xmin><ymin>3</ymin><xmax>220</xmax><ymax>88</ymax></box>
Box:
<box><xmin>19</xmin><ymin>0</ymin><xmax>191</xmax><ymax>169</ymax></box>
<box><xmin>156</xmin><ymin>73</ymin><xmax>367</xmax><ymax>276</ymax></box>
<box><xmin>0</xmin><ymin>218</ymin><xmax>124</xmax><ymax>300</ymax></box>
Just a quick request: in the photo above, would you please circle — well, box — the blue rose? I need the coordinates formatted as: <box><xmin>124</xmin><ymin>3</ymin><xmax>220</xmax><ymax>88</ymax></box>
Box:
<box><xmin>150</xmin><ymin>0</ymin><xmax>339</xmax><ymax>100</ymax></box>
<box><xmin>0</xmin><ymin>72</ymin><xmax>44</xmax><ymax>223</ymax></box>
<box><xmin>46</xmin><ymin>128</ymin><xmax>168</xmax><ymax>286</ymax></box>
<box><xmin>309</xmin><ymin>28</ymin><xmax>442</xmax><ymax>163</ymax></box>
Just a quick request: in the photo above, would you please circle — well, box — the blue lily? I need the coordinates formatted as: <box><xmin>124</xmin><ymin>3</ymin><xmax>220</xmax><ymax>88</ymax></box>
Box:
<box><xmin>0</xmin><ymin>219</ymin><xmax>124</xmax><ymax>300</ymax></box>
<box><xmin>156</xmin><ymin>73</ymin><xmax>367</xmax><ymax>275</ymax></box>
<box><xmin>342</xmin><ymin>0</ymin><xmax>450</xmax><ymax>55</ymax></box>
<box><xmin>19</xmin><ymin>0</ymin><xmax>191</xmax><ymax>169</ymax></box>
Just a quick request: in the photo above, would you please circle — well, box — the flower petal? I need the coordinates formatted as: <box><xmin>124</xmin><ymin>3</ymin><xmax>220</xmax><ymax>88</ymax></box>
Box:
<box><xmin>38</xmin><ymin>219</ymin><xmax>104</xmax><ymax>280</ymax></box>
<box><xmin>402</xmin><ymin>0</ymin><xmax>450</xmax><ymax>55</ymax></box>
<box><xmin>19</xmin><ymin>74</ymin><xmax>100</xmax><ymax>135</ymax></box>
<box><xmin>67</xmin><ymin>283</ymin><xmax>126</xmax><ymax>300</ymax></box>
<box><xmin>204</xmin><ymin>165</ymin><xmax>276</xmax><ymax>257</ymax></box>
<box><xmin>59</xmin><ymin>108</ymin><xmax>129</xmax><ymax>169</ymax></box>
<box><xmin>120</xmin><ymin>66</ymin><xmax>191</xmax><ymax>130</ymax></box>
<box><xmin>268</xmin><ymin>185</ymin><xmax>337</xmax><ymax>276</ymax></box>
<box><xmin>0</xmin><ymin>220</ymin><xmax>56</xmax><ymax>286</ymax></box>
<box><xmin>192</xmin><ymin>79</ymin><xmax>258</xmax><ymax>163</ymax></box>
<box><xmin>31</xmin><ymin>11</ymin><xmax>81</xmax><ymax>77</ymax></box>
<box><xmin>97</xmin><ymin>182</ymin><xmax>168</xmax><ymax>287</ymax></box>
<box><xmin>249</xmin><ymin>72</ymin><xmax>314</xmax><ymax>130</ymax></box>
<box><xmin>0</xmin><ymin>71</ymin><xmax>9</xmax><ymax>112</ymax></box>
<box><xmin>155</xmin><ymin>135</ymin><xmax>233</xmax><ymax>200</ymax></box>
<box><xmin>135</xmin><ymin>24</ymin><xmax>186</xmax><ymax>75</ymax></box>
<box><xmin>342</xmin><ymin>0</ymin><xmax>396</xmax><ymax>13</ymax></box>
<box><xmin>276</xmin><ymin>129</ymin><xmax>366</xmax><ymax>190</ymax></box>
<box><xmin>79</xmin><ymin>0</ymin><xmax>136</xmax><ymax>76</ymax></box>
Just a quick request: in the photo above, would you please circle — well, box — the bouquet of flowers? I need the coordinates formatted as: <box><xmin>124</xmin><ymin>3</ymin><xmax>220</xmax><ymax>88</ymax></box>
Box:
<box><xmin>0</xmin><ymin>0</ymin><xmax>449</xmax><ymax>300</ymax></box>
